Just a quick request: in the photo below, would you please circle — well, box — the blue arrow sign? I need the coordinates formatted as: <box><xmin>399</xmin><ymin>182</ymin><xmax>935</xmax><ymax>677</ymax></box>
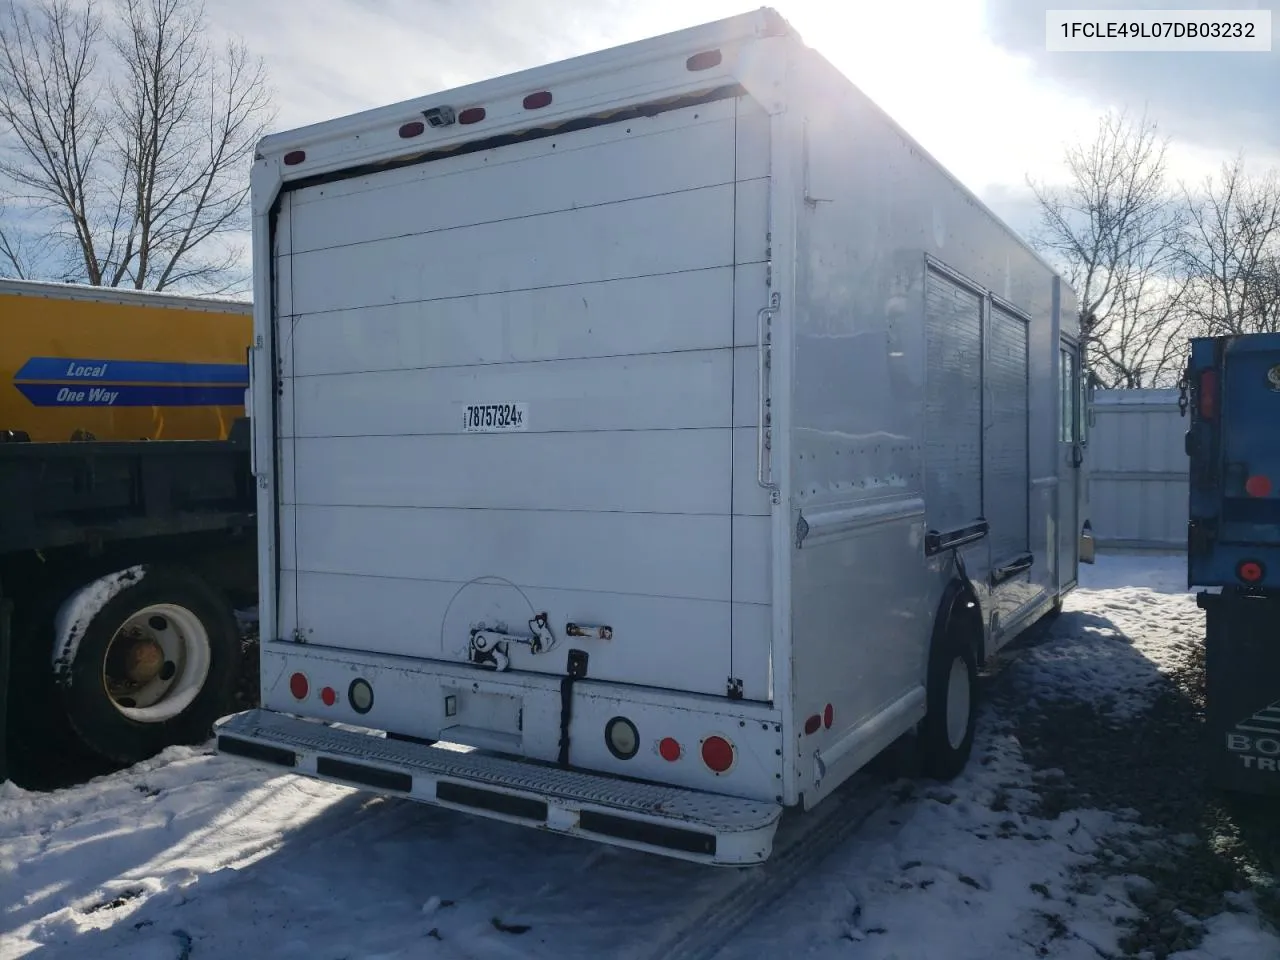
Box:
<box><xmin>14</xmin><ymin>357</ymin><xmax>248</xmax><ymax>385</ymax></box>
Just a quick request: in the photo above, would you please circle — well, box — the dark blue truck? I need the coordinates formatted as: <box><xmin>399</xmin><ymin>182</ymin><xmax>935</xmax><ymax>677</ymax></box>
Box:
<box><xmin>1184</xmin><ymin>332</ymin><xmax>1280</xmax><ymax>796</ymax></box>
<box><xmin>1186</xmin><ymin>332</ymin><xmax>1280</xmax><ymax>590</ymax></box>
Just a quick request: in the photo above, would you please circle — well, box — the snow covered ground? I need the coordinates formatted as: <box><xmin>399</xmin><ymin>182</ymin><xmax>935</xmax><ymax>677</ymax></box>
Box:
<box><xmin>2</xmin><ymin>554</ymin><xmax>1277</xmax><ymax>960</ymax></box>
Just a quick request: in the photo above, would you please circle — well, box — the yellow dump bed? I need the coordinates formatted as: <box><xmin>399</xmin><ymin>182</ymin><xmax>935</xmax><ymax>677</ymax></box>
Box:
<box><xmin>0</xmin><ymin>279</ymin><xmax>252</xmax><ymax>442</ymax></box>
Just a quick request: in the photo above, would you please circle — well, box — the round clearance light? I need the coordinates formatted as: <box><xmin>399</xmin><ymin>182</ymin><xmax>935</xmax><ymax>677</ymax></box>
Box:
<box><xmin>348</xmin><ymin>678</ymin><xmax>374</xmax><ymax>714</ymax></box>
<box><xmin>701</xmin><ymin>735</ymin><xmax>735</xmax><ymax>775</ymax></box>
<box><xmin>658</xmin><ymin>737</ymin><xmax>682</xmax><ymax>762</ymax></box>
<box><xmin>289</xmin><ymin>672</ymin><xmax>309</xmax><ymax>700</ymax></box>
<box><xmin>605</xmin><ymin>716</ymin><xmax>640</xmax><ymax>760</ymax></box>
<box><xmin>320</xmin><ymin>686</ymin><xmax>337</xmax><ymax>707</ymax></box>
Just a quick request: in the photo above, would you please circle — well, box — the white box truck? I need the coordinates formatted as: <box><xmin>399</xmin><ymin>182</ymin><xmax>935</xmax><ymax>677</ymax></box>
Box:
<box><xmin>217</xmin><ymin>7</ymin><xmax>1089</xmax><ymax>866</ymax></box>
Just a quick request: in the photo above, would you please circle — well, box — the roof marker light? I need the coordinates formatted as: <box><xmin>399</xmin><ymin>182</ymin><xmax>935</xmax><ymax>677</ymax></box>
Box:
<box><xmin>283</xmin><ymin>150</ymin><xmax>306</xmax><ymax>166</ymax></box>
<box><xmin>398</xmin><ymin>120</ymin><xmax>425</xmax><ymax>139</ymax></box>
<box><xmin>686</xmin><ymin>49</ymin><xmax>723</xmax><ymax>71</ymax></box>
<box><xmin>523</xmin><ymin>91</ymin><xmax>553</xmax><ymax>110</ymax></box>
<box><xmin>458</xmin><ymin>107</ymin><xmax>486</xmax><ymax>125</ymax></box>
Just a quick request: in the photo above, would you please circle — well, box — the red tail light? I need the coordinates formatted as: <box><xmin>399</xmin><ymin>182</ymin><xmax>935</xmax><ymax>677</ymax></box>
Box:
<box><xmin>289</xmin><ymin>672</ymin><xmax>309</xmax><ymax>699</ymax></box>
<box><xmin>700</xmin><ymin>735</ymin><xmax>735</xmax><ymax>774</ymax></box>
<box><xmin>1198</xmin><ymin>369</ymin><xmax>1219</xmax><ymax>420</ymax></box>
<box><xmin>658</xmin><ymin>737</ymin><xmax>681</xmax><ymax>762</ymax></box>
<box><xmin>320</xmin><ymin>686</ymin><xmax>337</xmax><ymax>707</ymax></box>
<box><xmin>1246</xmin><ymin>475</ymin><xmax>1272</xmax><ymax>498</ymax></box>
<box><xmin>1238</xmin><ymin>560</ymin><xmax>1265</xmax><ymax>583</ymax></box>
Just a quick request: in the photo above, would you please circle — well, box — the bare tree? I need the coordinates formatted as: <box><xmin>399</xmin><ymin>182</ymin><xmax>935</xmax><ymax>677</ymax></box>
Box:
<box><xmin>1089</xmin><ymin>260</ymin><xmax>1190</xmax><ymax>388</ymax></box>
<box><xmin>0</xmin><ymin>0</ymin><xmax>104</xmax><ymax>280</ymax></box>
<box><xmin>1028</xmin><ymin>110</ymin><xmax>1188</xmax><ymax>388</ymax></box>
<box><xmin>0</xmin><ymin>198</ymin><xmax>53</xmax><ymax>277</ymax></box>
<box><xmin>1179</xmin><ymin>158</ymin><xmax>1280</xmax><ymax>337</ymax></box>
<box><xmin>0</xmin><ymin>0</ymin><xmax>273</xmax><ymax>291</ymax></box>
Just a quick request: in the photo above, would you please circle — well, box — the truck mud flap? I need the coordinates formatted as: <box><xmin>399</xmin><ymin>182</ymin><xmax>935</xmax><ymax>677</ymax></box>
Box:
<box><xmin>215</xmin><ymin>709</ymin><xmax>781</xmax><ymax>866</ymax></box>
<box><xmin>1201</xmin><ymin>589</ymin><xmax>1280</xmax><ymax>797</ymax></box>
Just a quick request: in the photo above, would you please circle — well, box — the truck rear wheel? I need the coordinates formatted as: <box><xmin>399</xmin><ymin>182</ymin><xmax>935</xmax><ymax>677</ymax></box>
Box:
<box><xmin>919</xmin><ymin>590</ymin><xmax>980</xmax><ymax>780</ymax></box>
<box><xmin>57</xmin><ymin>567</ymin><xmax>239</xmax><ymax>765</ymax></box>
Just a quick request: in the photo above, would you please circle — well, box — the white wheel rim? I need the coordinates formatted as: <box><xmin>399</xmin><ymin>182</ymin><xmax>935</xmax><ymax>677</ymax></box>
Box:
<box><xmin>102</xmin><ymin>603</ymin><xmax>212</xmax><ymax>723</ymax></box>
<box><xmin>945</xmin><ymin>656</ymin><xmax>971</xmax><ymax>750</ymax></box>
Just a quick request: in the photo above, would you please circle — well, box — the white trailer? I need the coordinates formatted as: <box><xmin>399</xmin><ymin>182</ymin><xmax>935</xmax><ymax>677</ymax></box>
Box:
<box><xmin>217</xmin><ymin>7</ymin><xmax>1089</xmax><ymax>865</ymax></box>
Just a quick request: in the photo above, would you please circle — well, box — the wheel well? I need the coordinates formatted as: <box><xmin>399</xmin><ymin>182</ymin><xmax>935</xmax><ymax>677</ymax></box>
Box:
<box><xmin>933</xmin><ymin>578</ymin><xmax>985</xmax><ymax>664</ymax></box>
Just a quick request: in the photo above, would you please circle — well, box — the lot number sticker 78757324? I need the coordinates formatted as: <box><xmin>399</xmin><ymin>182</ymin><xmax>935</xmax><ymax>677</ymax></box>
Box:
<box><xmin>462</xmin><ymin>403</ymin><xmax>528</xmax><ymax>433</ymax></box>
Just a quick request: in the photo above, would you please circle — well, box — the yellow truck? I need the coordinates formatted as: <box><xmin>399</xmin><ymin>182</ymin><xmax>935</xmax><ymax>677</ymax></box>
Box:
<box><xmin>0</xmin><ymin>279</ymin><xmax>252</xmax><ymax>442</ymax></box>
<box><xmin>0</xmin><ymin>279</ymin><xmax>258</xmax><ymax>785</ymax></box>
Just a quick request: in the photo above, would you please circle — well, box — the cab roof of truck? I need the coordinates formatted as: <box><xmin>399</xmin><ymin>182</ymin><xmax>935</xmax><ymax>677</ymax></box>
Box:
<box><xmin>0</xmin><ymin>277</ymin><xmax>252</xmax><ymax>313</ymax></box>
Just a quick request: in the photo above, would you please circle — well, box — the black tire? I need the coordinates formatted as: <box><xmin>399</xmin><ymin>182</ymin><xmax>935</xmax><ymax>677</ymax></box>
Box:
<box><xmin>58</xmin><ymin>566</ymin><xmax>240</xmax><ymax>765</ymax></box>
<box><xmin>919</xmin><ymin>598</ymin><xmax>979</xmax><ymax>781</ymax></box>
<box><xmin>5</xmin><ymin>596</ymin><xmax>106</xmax><ymax>786</ymax></box>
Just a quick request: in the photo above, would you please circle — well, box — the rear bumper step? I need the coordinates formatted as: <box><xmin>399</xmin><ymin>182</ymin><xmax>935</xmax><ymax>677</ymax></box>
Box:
<box><xmin>215</xmin><ymin>709</ymin><xmax>781</xmax><ymax>865</ymax></box>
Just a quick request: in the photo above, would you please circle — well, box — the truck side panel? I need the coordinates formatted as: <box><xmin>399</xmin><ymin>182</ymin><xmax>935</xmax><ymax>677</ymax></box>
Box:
<box><xmin>0</xmin><ymin>286</ymin><xmax>251</xmax><ymax>443</ymax></box>
<box><xmin>785</xmin><ymin>50</ymin><xmax>1067</xmax><ymax>805</ymax></box>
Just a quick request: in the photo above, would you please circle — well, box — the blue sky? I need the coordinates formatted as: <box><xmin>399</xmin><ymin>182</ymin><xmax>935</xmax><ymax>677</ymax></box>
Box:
<box><xmin>206</xmin><ymin>0</ymin><xmax>1279</xmax><ymax>238</ymax></box>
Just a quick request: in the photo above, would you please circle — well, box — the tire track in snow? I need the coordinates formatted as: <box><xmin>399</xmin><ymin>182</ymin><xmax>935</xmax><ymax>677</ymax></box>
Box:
<box><xmin>632</xmin><ymin>774</ymin><xmax>891</xmax><ymax>960</ymax></box>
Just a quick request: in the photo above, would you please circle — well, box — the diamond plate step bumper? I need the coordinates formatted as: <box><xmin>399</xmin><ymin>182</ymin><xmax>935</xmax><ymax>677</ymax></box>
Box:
<box><xmin>215</xmin><ymin>709</ymin><xmax>782</xmax><ymax>865</ymax></box>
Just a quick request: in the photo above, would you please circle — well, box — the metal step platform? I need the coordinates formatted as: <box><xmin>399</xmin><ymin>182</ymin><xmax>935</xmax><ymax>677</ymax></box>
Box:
<box><xmin>215</xmin><ymin>709</ymin><xmax>782</xmax><ymax>865</ymax></box>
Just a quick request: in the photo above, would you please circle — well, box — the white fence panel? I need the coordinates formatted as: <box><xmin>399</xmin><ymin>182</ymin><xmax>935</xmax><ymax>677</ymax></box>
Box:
<box><xmin>1088</xmin><ymin>388</ymin><xmax>1187</xmax><ymax>550</ymax></box>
